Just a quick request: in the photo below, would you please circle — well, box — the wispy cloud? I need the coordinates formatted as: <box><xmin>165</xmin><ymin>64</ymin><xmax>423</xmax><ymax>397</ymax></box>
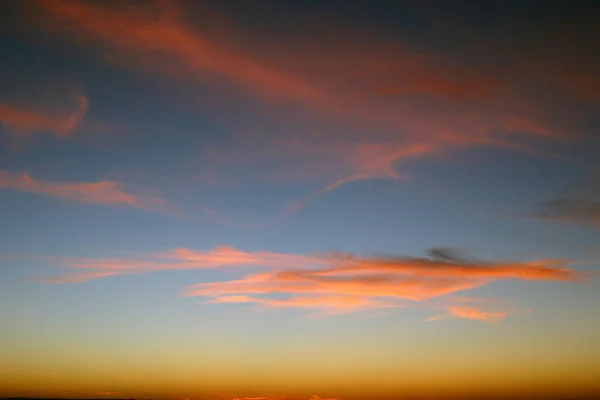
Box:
<box><xmin>0</xmin><ymin>93</ymin><xmax>88</xmax><ymax>138</ymax></box>
<box><xmin>36</xmin><ymin>0</ymin><xmax>333</xmax><ymax>107</ymax></box>
<box><xmin>33</xmin><ymin>0</ymin><xmax>577</xmax><ymax>213</ymax></box>
<box><xmin>426</xmin><ymin>305</ymin><xmax>508</xmax><ymax>323</ymax></box>
<box><xmin>186</xmin><ymin>248</ymin><xmax>585</xmax><ymax>316</ymax></box>
<box><xmin>188</xmin><ymin>254</ymin><xmax>580</xmax><ymax>306</ymax></box>
<box><xmin>535</xmin><ymin>173</ymin><xmax>600</xmax><ymax>228</ymax></box>
<box><xmin>538</xmin><ymin>198</ymin><xmax>600</xmax><ymax>228</ymax></box>
<box><xmin>0</xmin><ymin>171</ymin><xmax>165</xmax><ymax>210</ymax></box>
<box><xmin>209</xmin><ymin>294</ymin><xmax>400</xmax><ymax>315</ymax></box>
<box><xmin>38</xmin><ymin>245</ymin><xmax>326</xmax><ymax>283</ymax></box>
<box><xmin>38</xmin><ymin>244</ymin><xmax>585</xmax><ymax>318</ymax></box>
<box><xmin>39</xmin><ymin>270</ymin><xmax>129</xmax><ymax>284</ymax></box>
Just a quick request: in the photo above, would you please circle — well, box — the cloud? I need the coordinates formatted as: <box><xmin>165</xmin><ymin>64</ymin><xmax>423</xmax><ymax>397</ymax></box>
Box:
<box><xmin>0</xmin><ymin>171</ymin><xmax>165</xmax><ymax>210</ymax></box>
<box><xmin>33</xmin><ymin>0</ymin><xmax>577</xmax><ymax>213</ymax></box>
<box><xmin>186</xmin><ymin>248</ymin><xmax>583</xmax><ymax>315</ymax></box>
<box><xmin>38</xmin><ymin>245</ymin><xmax>325</xmax><ymax>283</ymax></box>
<box><xmin>425</xmin><ymin>305</ymin><xmax>508</xmax><ymax>323</ymax></box>
<box><xmin>210</xmin><ymin>294</ymin><xmax>400</xmax><ymax>315</ymax></box>
<box><xmin>39</xmin><ymin>270</ymin><xmax>128</xmax><ymax>284</ymax></box>
<box><xmin>36</xmin><ymin>0</ymin><xmax>334</xmax><ymax>108</ymax></box>
<box><xmin>0</xmin><ymin>93</ymin><xmax>88</xmax><ymax>138</ymax></box>
<box><xmin>188</xmin><ymin>255</ymin><xmax>579</xmax><ymax>303</ymax></box>
<box><xmin>535</xmin><ymin>173</ymin><xmax>600</xmax><ymax>228</ymax></box>
<box><xmin>38</xmin><ymin>245</ymin><xmax>587</xmax><ymax>317</ymax></box>
<box><xmin>538</xmin><ymin>198</ymin><xmax>600</xmax><ymax>228</ymax></box>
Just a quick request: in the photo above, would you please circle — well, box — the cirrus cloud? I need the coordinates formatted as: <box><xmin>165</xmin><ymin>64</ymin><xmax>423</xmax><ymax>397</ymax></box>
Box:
<box><xmin>0</xmin><ymin>93</ymin><xmax>88</xmax><ymax>138</ymax></box>
<box><xmin>36</xmin><ymin>245</ymin><xmax>587</xmax><ymax>321</ymax></box>
<box><xmin>31</xmin><ymin>0</ymin><xmax>580</xmax><ymax>214</ymax></box>
<box><xmin>0</xmin><ymin>171</ymin><xmax>165</xmax><ymax>210</ymax></box>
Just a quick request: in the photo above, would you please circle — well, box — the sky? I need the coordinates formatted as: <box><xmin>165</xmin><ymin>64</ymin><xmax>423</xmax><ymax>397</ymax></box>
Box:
<box><xmin>1</xmin><ymin>0</ymin><xmax>600</xmax><ymax>399</ymax></box>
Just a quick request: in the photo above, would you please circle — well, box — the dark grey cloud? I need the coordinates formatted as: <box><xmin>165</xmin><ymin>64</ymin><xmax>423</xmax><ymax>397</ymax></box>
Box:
<box><xmin>536</xmin><ymin>171</ymin><xmax>600</xmax><ymax>228</ymax></box>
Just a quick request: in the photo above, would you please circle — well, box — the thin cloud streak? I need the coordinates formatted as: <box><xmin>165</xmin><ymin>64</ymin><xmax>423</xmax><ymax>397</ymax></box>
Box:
<box><xmin>0</xmin><ymin>94</ymin><xmax>88</xmax><ymax>138</ymax></box>
<box><xmin>38</xmin><ymin>245</ymin><xmax>326</xmax><ymax>282</ymax></box>
<box><xmin>209</xmin><ymin>294</ymin><xmax>400</xmax><ymax>314</ymax></box>
<box><xmin>426</xmin><ymin>305</ymin><xmax>508</xmax><ymax>323</ymax></box>
<box><xmin>535</xmin><ymin>173</ymin><xmax>600</xmax><ymax>228</ymax></box>
<box><xmin>186</xmin><ymin>248</ymin><xmax>584</xmax><ymax>316</ymax></box>
<box><xmin>39</xmin><ymin>270</ymin><xmax>128</xmax><ymax>284</ymax></box>
<box><xmin>34</xmin><ymin>0</ymin><xmax>574</xmax><ymax>214</ymax></box>
<box><xmin>37</xmin><ymin>245</ymin><xmax>587</xmax><ymax>318</ymax></box>
<box><xmin>37</xmin><ymin>0</ymin><xmax>335</xmax><ymax>108</ymax></box>
<box><xmin>0</xmin><ymin>171</ymin><xmax>165</xmax><ymax>210</ymax></box>
<box><xmin>188</xmin><ymin>259</ymin><xmax>578</xmax><ymax>301</ymax></box>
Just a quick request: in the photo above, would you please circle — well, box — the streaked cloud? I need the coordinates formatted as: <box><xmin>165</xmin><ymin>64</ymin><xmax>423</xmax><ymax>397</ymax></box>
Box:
<box><xmin>39</xmin><ymin>270</ymin><xmax>129</xmax><ymax>284</ymax></box>
<box><xmin>188</xmin><ymin>253</ymin><xmax>579</xmax><ymax>306</ymax></box>
<box><xmin>0</xmin><ymin>93</ymin><xmax>88</xmax><ymax>138</ymax></box>
<box><xmin>0</xmin><ymin>171</ymin><xmax>165</xmax><ymax>210</ymax></box>
<box><xmin>38</xmin><ymin>245</ymin><xmax>326</xmax><ymax>283</ymax></box>
<box><xmin>36</xmin><ymin>0</ymin><xmax>333</xmax><ymax>107</ymax></box>
<box><xmin>426</xmin><ymin>305</ymin><xmax>508</xmax><ymax>323</ymax></box>
<box><xmin>33</xmin><ymin>0</ymin><xmax>576</xmax><ymax>213</ymax></box>
<box><xmin>536</xmin><ymin>173</ymin><xmax>600</xmax><ymax>228</ymax></box>
<box><xmin>39</xmin><ymin>244</ymin><xmax>585</xmax><ymax>319</ymax></box>
<box><xmin>209</xmin><ymin>294</ymin><xmax>400</xmax><ymax>315</ymax></box>
<box><xmin>539</xmin><ymin>198</ymin><xmax>600</xmax><ymax>228</ymax></box>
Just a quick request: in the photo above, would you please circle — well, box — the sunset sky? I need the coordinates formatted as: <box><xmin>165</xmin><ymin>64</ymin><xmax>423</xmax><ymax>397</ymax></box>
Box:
<box><xmin>1</xmin><ymin>0</ymin><xmax>600</xmax><ymax>399</ymax></box>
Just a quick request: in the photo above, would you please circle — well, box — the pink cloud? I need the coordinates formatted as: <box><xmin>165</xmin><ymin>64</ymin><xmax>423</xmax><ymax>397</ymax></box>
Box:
<box><xmin>0</xmin><ymin>171</ymin><xmax>165</xmax><ymax>210</ymax></box>
<box><xmin>0</xmin><ymin>93</ymin><xmax>88</xmax><ymax>138</ymax></box>
<box><xmin>33</xmin><ymin>0</ymin><xmax>575</xmax><ymax>214</ymax></box>
<box><xmin>38</xmin><ymin>270</ymin><xmax>129</xmax><ymax>284</ymax></box>
<box><xmin>210</xmin><ymin>294</ymin><xmax>400</xmax><ymax>314</ymax></box>
<box><xmin>38</xmin><ymin>245</ymin><xmax>326</xmax><ymax>283</ymax></box>
<box><xmin>38</xmin><ymin>245</ymin><xmax>587</xmax><ymax>318</ymax></box>
<box><xmin>188</xmin><ymin>258</ymin><xmax>576</xmax><ymax>304</ymax></box>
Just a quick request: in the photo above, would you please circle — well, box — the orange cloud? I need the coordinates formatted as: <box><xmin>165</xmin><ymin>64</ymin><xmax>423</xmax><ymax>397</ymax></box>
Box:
<box><xmin>39</xmin><ymin>270</ymin><xmax>128</xmax><ymax>284</ymax></box>
<box><xmin>38</xmin><ymin>245</ymin><xmax>587</xmax><ymax>317</ymax></box>
<box><xmin>186</xmin><ymin>249</ymin><xmax>583</xmax><ymax>315</ymax></box>
<box><xmin>0</xmin><ymin>171</ymin><xmax>165</xmax><ymax>210</ymax></box>
<box><xmin>210</xmin><ymin>294</ymin><xmax>400</xmax><ymax>314</ymax></box>
<box><xmin>161</xmin><ymin>246</ymin><xmax>319</xmax><ymax>269</ymax></box>
<box><xmin>40</xmin><ymin>245</ymin><xmax>325</xmax><ymax>282</ymax></box>
<box><xmin>0</xmin><ymin>94</ymin><xmax>88</xmax><ymax>138</ymax></box>
<box><xmin>34</xmin><ymin>0</ymin><xmax>571</xmax><ymax>212</ymax></box>
<box><xmin>188</xmin><ymin>257</ymin><xmax>578</xmax><ymax>303</ymax></box>
<box><xmin>426</xmin><ymin>305</ymin><xmax>508</xmax><ymax>323</ymax></box>
<box><xmin>36</xmin><ymin>0</ymin><xmax>334</xmax><ymax>108</ymax></box>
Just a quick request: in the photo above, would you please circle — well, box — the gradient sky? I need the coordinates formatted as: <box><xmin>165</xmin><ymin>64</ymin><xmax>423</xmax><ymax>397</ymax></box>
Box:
<box><xmin>1</xmin><ymin>1</ymin><xmax>600</xmax><ymax>399</ymax></box>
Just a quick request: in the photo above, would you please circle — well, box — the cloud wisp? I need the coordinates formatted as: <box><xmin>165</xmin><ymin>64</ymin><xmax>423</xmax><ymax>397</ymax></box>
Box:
<box><xmin>33</xmin><ymin>0</ymin><xmax>578</xmax><ymax>213</ymax></box>
<box><xmin>536</xmin><ymin>173</ymin><xmax>600</xmax><ymax>229</ymax></box>
<box><xmin>538</xmin><ymin>198</ymin><xmax>600</xmax><ymax>228</ymax></box>
<box><xmin>0</xmin><ymin>171</ymin><xmax>165</xmax><ymax>211</ymax></box>
<box><xmin>426</xmin><ymin>305</ymin><xmax>508</xmax><ymax>323</ymax></box>
<box><xmin>38</xmin><ymin>245</ymin><xmax>323</xmax><ymax>284</ymax></box>
<box><xmin>39</xmin><ymin>245</ymin><xmax>585</xmax><ymax>320</ymax></box>
<box><xmin>0</xmin><ymin>93</ymin><xmax>88</xmax><ymax>138</ymax></box>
